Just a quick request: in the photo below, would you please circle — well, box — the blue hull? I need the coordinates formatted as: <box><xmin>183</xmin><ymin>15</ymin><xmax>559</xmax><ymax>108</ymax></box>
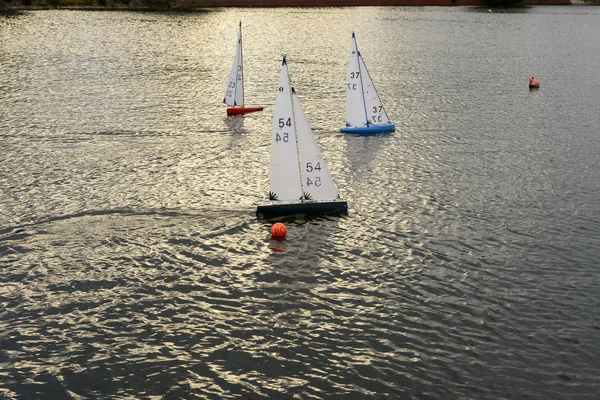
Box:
<box><xmin>340</xmin><ymin>124</ymin><xmax>395</xmax><ymax>134</ymax></box>
<box><xmin>257</xmin><ymin>201</ymin><xmax>348</xmax><ymax>218</ymax></box>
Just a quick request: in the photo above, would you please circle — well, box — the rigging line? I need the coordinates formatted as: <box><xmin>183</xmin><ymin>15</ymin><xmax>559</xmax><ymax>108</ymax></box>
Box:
<box><xmin>290</xmin><ymin>85</ymin><xmax>306</xmax><ymax>203</ymax></box>
<box><xmin>286</xmin><ymin>59</ymin><xmax>306</xmax><ymax>203</ymax></box>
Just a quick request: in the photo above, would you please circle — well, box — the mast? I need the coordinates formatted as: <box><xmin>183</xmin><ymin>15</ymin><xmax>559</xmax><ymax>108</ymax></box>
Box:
<box><xmin>284</xmin><ymin>57</ymin><xmax>304</xmax><ymax>201</ymax></box>
<box><xmin>346</xmin><ymin>32</ymin><xmax>369</xmax><ymax>128</ymax></box>
<box><xmin>354</xmin><ymin>35</ymin><xmax>369</xmax><ymax>127</ymax></box>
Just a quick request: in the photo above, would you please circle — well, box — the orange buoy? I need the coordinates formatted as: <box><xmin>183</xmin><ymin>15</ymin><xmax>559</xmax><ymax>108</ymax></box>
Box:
<box><xmin>271</xmin><ymin>222</ymin><xmax>287</xmax><ymax>238</ymax></box>
<box><xmin>529</xmin><ymin>76</ymin><xmax>540</xmax><ymax>88</ymax></box>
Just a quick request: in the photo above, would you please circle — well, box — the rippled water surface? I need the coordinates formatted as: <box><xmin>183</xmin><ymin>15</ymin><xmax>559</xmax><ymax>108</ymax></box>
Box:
<box><xmin>2</xmin><ymin>7</ymin><xmax>600</xmax><ymax>399</ymax></box>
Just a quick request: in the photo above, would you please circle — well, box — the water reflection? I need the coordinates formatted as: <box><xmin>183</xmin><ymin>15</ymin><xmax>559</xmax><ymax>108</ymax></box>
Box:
<box><xmin>1</xmin><ymin>7</ymin><xmax>600</xmax><ymax>400</ymax></box>
<box><xmin>467</xmin><ymin>6</ymin><xmax>533</xmax><ymax>14</ymax></box>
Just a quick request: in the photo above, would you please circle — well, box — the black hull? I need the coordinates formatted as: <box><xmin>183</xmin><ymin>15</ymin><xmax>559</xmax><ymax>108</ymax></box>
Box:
<box><xmin>256</xmin><ymin>201</ymin><xmax>348</xmax><ymax>218</ymax></box>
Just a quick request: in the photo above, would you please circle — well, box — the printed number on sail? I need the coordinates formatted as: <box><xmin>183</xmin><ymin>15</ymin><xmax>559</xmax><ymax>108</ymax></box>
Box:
<box><xmin>278</xmin><ymin>118</ymin><xmax>292</xmax><ymax>128</ymax></box>
<box><xmin>275</xmin><ymin>132</ymin><xmax>289</xmax><ymax>142</ymax></box>
<box><xmin>306</xmin><ymin>162</ymin><xmax>321</xmax><ymax>172</ymax></box>
<box><xmin>306</xmin><ymin>177</ymin><xmax>321</xmax><ymax>187</ymax></box>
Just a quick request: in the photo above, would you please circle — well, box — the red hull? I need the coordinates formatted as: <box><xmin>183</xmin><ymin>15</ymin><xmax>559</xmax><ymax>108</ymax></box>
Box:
<box><xmin>227</xmin><ymin>107</ymin><xmax>264</xmax><ymax>116</ymax></box>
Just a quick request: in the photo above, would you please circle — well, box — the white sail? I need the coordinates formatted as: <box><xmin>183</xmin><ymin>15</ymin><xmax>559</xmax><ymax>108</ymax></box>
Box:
<box><xmin>358</xmin><ymin>54</ymin><xmax>391</xmax><ymax>126</ymax></box>
<box><xmin>292</xmin><ymin>89</ymin><xmax>339</xmax><ymax>201</ymax></box>
<box><xmin>344</xmin><ymin>32</ymin><xmax>391</xmax><ymax>128</ymax></box>
<box><xmin>345</xmin><ymin>33</ymin><xmax>368</xmax><ymax>128</ymax></box>
<box><xmin>269</xmin><ymin>56</ymin><xmax>303</xmax><ymax>202</ymax></box>
<box><xmin>224</xmin><ymin>22</ymin><xmax>244</xmax><ymax>107</ymax></box>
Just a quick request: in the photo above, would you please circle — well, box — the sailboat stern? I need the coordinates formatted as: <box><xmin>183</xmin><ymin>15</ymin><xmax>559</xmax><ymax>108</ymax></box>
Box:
<box><xmin>256</xmin><ymin>201</ymin><xmax>348</xmax><ymax>218</ymax></box>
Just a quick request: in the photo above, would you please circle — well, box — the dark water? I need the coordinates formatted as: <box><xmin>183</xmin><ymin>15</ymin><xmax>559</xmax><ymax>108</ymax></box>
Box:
<box><xmin>1</xmin><ymin>7</ymin><xmax>600</xmax><ymax>399</ymax></box>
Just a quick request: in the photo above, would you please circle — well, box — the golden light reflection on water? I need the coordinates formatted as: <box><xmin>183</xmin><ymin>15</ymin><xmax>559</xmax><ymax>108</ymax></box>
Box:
<box><xmin>2</xmin><ymin>7</ymin><xmax>600</xmax><ymax>400</ymax></box>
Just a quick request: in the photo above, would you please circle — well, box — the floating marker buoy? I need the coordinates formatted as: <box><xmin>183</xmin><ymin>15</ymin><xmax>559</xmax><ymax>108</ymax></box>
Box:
<box><xmin>271</xmin><ymin>222</ymin><xmax>287</xmax><ymax>238</ymax></box>
<box><xmin>529</xmin><ymin>76</ymin><xmax>540</xmax><ymax>88</ymax></box>
<box><xmin>586</xmin><ymin>11</ymin><xmax>590</xmax><ymax>14</ymax></box>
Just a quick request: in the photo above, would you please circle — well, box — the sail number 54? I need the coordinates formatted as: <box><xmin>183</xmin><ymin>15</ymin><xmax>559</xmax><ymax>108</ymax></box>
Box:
<box><xmin>278</xmin><ymin>118</ymin><xmax>292</xmax><ymax>128</ymax></box>
<box><xmin>306</xmin><ymin>162</ymin><xmax>321</xmax><ymax>172</ymax></box>
<box><xmin>276</xmin><ymin>118</ymin><xmax>292</xmax><ymax>142</ymax></box>
<box><xmin>306</xmin><ymin>177</ymin><xmax>321</xmax><ymax>186</ymax></box>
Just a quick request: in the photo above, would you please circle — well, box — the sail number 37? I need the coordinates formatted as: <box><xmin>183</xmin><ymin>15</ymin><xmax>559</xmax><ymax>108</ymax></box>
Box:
<box><xmin>348</xmin><ymin>71</ymin><xmax>360</xmax><ymax>90</ymax></box>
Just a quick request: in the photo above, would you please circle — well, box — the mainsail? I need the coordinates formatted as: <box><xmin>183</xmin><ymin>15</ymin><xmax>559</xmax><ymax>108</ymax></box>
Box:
<box><xmin>223</xmin><ymin>22</ymin><xmax>244</xmax><ymax>107</ymax></box>
<box><xmin>269</xmin><ymin>56</ymin><xmax>302</xmax><ymax>202</ymax></box>
<box><xmin>345</xmin><ymin>33</ymin><xmax>367</xmax><ymax>128</ymax></box>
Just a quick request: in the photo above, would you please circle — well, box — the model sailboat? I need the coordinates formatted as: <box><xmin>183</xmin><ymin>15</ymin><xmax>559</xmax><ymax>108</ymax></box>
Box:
<box><xmin>224</xmin><ymin>22</ymin><xmax>264</xmax><ymax>116</ymax></box>
<box><xmin>341</xmin><ymin>32</ymin><xmax>395</xmax><ymax>134</ymax></box>
<box><xmin>256</xmin><ymin>55</ymin><xmax>348</xmax><ymax>218</ymax></box>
